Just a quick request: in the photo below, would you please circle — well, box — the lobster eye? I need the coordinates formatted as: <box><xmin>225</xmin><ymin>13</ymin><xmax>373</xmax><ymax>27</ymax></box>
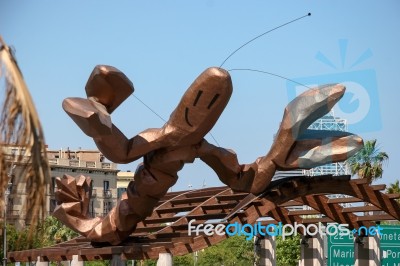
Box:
<box><xmin>185</xmin><ymin>92</ymin><xmax>221</xmax><ymax>127</ymax></box>
<box><xmin>193</xmin><ymin>90</ymin><xmax>203</xmax><ymax>106</ymax></box>
<box><xmin>208</xmin><ymin>94</ymin><xmax>220</xmax><ymax>109</ymax></box>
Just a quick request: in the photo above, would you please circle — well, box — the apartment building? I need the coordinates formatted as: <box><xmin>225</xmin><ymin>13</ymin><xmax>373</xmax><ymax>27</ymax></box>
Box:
<box><xmin>2</xmin><ymin>146</ymin><xmax>120</xmax><ymax>229</ymax></box>
<box><xmin>116</xmin><ymin>171</ymin><xmax>134</xmax><ymax>198</ymax></box>
<box><xmin>47</xmin><ymin>148</ymin><xmax>119</xmax><ymax>218</ymax></box>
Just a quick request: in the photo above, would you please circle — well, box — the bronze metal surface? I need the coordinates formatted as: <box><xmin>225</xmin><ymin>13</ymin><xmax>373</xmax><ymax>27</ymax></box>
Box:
<box><xmin>56</xmin><ymin>66</ymin><xmax>363</xmax><ymax>245</ymax></box>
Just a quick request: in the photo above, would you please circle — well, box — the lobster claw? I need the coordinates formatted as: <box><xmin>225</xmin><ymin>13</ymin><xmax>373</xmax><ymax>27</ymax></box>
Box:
<box><xmin>270</xmin><ymin>84</ymin><xmax>363</xmax><ymax>170</ymax></box>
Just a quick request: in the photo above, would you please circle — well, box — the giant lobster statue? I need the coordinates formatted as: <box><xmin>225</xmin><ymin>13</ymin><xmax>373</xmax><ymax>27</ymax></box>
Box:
<box><xmin>54</xmin><ymin>66</ymin><xmax>362</xmax><ymax>244</ymax></box>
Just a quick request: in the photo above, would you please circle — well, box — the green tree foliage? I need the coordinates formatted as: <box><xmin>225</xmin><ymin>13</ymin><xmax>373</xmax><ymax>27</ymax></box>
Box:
<box><xmin>348</xmin><ymin>139</ymin><xmax>389</xmax><ymax>184</ymax></box>
<box><xmin>139</xmin><ymin>253</ymin><xmax>194</xmax><ymax>265</ymax></box>
<box><xmin>1</xmin><ymin>223</ymin><xmax>38</xmax><ymax>258</ymax></box>
<box><xmin>144</xmin><ymin>234</ymin><xmax>301</xmax><ymax>266</ymax></box>
<box><xmin>142</xmin><ymin>259</ymin><xmax>156</xmax><ymax>266</ymax></box>
<box><xmin>380</xmin><ymin>180</ymin><xmax>400</xmax><ymax>226</ymax></box>
<box><xmin>0</xmin><ymin>223</ymin><xmax>33</xmax><ymax>258</ymax></box>
<box><xmin>173</xmin><ymin>253</ymin><xmax>194</xmax><ymax>265</ymax></box>
<box><xmin>0</xmin><ymin>215</ymin><xmax>79</xmax><ymax>258</ymax></box>
<box><xmin>40</xmin><ymin>216</ymin><xmax>79</xmax><ymax>244</ymax></box>
<box><xmin>140</xmin><ymin>235</ymin><xmax>254</xmax><ymax>266</ymax></box>
<box><xmin>84</xmin><ymin>260</ymin><xmax>110</xmax><ymax>266</ymax></box>
<box><xmin>386</xmin><ymin>179</ymin><xmax>400</xmax><ymax>203</ymax></box>
<box><xmin>276</xmin><ymin>235</ymin><xmax>301</xmax><ymax>266</ymax></box>
<box><xmin>196</xmin><ymin>235</ymin><xmax>254</xmax><ymax>266</ymax></box>
<box><xmin>386</xmin><ymin>180</ymin><xmax>400</xmax><ymax>194</ymax></box>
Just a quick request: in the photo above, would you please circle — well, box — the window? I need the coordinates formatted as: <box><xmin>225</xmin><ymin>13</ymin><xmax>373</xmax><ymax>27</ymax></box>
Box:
<box><xmin>103</xmin><ymin>201</ymin><xmax>113</xmax><ymax>215</ymax></box>
<box><xmin>103</xmin><ymin>180</ymin><xmax>109</xmax><ymax>190</ymax></box>
<box><xmin>89</xmin><ymin>200</ymin><xmax>95</xmax><ymax>217</ymax></box>
<box><xmin>117</xmin><ymin>188</ymin><xmax>127</xmax><ymax>199</ymax></box>
<box><xmin>103</xmin><ymin>180</ymin><xmax>111</xmax><ymax>198</ymax></box>
<box><xmin>7</xmin><ymin>198</ymin><xmax>13</xmax><ymax>209</ymax></box>
<box><xmin>50</xmin><ymin>199</ymin><xmax>57</xmax><ymax>213</ymax></box>
<box><xmin>51</xmin><ymin>177</ymin><xmax>57</xmax><ymax>194</ymax></box>
<box><xmin>11</xmin><ymin>148</ymin><xmax>18</xmax><ymax>155</ymax></box>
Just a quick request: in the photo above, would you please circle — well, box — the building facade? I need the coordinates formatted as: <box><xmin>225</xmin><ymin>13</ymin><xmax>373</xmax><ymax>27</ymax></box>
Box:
<box><xmin>2</xmin><ymin>146</ymin><xmax>119</xmax><ymax>229</ymax></box>
<box><xmin>116</xmin><ymin>171</ymin><xmax>134</xmax><ymax>199</ymax></box>
<box><xmin>47</xmin><ymin>148</ymin><xmax>119</xmax><ymax>219</ymax></box>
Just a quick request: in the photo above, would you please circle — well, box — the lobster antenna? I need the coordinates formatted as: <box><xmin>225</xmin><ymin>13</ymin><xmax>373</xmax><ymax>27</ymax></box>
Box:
<box><xmin>228</xmin><ymin>68</ymin><xmax>312</xmax><ymax>89</ymax></box>
<box><xmin>219</xmin><ymin>13</ymin><xmax>311</xmax><ymax>68</ymax></box>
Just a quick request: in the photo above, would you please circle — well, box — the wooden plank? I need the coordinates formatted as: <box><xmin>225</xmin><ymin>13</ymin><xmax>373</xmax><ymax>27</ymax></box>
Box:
<box><xmin>142</xmin><ymin>216</ymin><xmax>180</xmax><ymax>225</ymax></box>
<box><xmin>134</xmin><ymin>225</ymin><xmax>166</xmax><ymax>233</ymax></box>
<box><xmin>279</xmin><ymin>200</ymin><xmax>304</xmax><ymax>207</ymax></box>
<box><xmin>155</xmin><ymin>205</ymin><xmax>196</xmax><ymax>215</ymax></box>
<box><xmin>216</xmin><ymin>193</ymin><xmax>248</xmax><ymax>201</ymax></box>
<box><xmin>187</xmin><ymin>213</ymin><xmax>227</xmax><ymax>221</ymax></box>
<box><xmin>351</xmin><ymin>179</ymin><xmax>370</xmax><ymax>185</ymax></box>
<box><xmin>327</xmin><ymin>197</ymin><xmax>363</xmax><ymax>204</ymax></box>
<box><xmin>185</xmin><ymin>187</ymin><xmax>227</xmax><ymax>198</ymax></box>
<box><xmin>201</xmin><ymin>202</ymin><xmax>238</xmax><ymax>211</ymax></box>
<box><xmin>386</xmin><ymin>193</ymin><xmax>400</xmax><ymax>199</ymax></box>
<box><xmin>301</xmin><ymin>217</ymin><xmax>334</xmax><ymax>224</ymax></box>
<box><xmin>356</xmin><ymin>214</ymin><xmax>394</xmax><ymax>221</ymax></box>
<box><xmin>342</xmin><ymin>205</ymin><xmax>381</xmax><ymax>213</ymax></box>
<box><xmin>170</xmin><ymin>196</ymin><xmax>211</xmax><ymax>205</ymax></box>
<box><xmin>370</xmin><ymin>184</ymin><xmax>386</xmax><ymax>191</ymax></box>
<box><xmin>288</xmin><ymin>209</ymin><xmax>320</xmax><ymax>216</ymax></box>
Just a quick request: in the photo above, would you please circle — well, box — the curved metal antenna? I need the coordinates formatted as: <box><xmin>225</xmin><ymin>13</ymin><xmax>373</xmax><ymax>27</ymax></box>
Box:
<box><xmin>228</xmin><ymin>68</ymin><xmax>311</xmax><ymax>89</ymax></box>
<box><xmin>220</xmin><ymin>13</ymin><xmax>311</xmax><ymax>68</ymax></box>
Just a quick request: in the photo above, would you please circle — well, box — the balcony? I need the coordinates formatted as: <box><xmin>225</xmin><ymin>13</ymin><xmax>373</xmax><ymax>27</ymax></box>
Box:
<box><xmin>103</xmin><ymin>190</ymin><xmax>112</xmax><ymax>199</ymax></box>
<box><xmin>69</xmin><ymin>160</ymin><xmax>79</xmax><ymax>167</ymax></box>
<box><xmin>86</xmin><ymin>161</ymin><xmax>96</xmax><ymax>168</ymax></box>
<box><xmin>48</xmin><ymin>158</ymin><xmax>58</xmax><ymax>164</ymax></box>
<box><xmin>49</xmin><ymin>158</ymin><xmax>118</xmax><ymax>170</ymax></box>
<box><xmin>6</xmin><ymin>210</ymin><xmax>19</xmax><ymax>220</ymax></box>
<box><xmin>101</xmin><ymin>163</ymin><xmax>112</xmax><ymax>169</ymax></box>
<box><xmin>9</xmin><ymin>185</ymin><xmax>19</xmax><ymax>194</ymax></box>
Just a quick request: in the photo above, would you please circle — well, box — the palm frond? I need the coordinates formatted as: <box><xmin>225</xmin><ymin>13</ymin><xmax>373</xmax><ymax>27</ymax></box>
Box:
<box><xmin>0</xmin><ymin>36</ymin><xmax>50</xmax><ymax>229</ymax></box>
<box><xmin>387</xmin><ymin>180</ymin><xmax>400</xmax><ymax>194</ymax></box>
<box><xmin>347</xmin><ymin>139</ymin><xmax>389</xmax><ymax>183</ymax></box>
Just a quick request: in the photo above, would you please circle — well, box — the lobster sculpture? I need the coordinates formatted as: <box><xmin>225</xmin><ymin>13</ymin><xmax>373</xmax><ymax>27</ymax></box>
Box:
<box><xmin>54</xmin><ymin>66</ymin><xmax>362</xmax><ymax>244</ymax></box>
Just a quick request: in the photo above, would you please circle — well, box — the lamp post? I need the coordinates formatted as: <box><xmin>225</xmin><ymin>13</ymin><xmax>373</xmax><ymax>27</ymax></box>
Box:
<box><xmin>3</xmin><ymin>190</ymin><xmax>9</xmax><ymax>266</ymax></box>
<box><xmin>194</xmin><ymin>251</ymin><xmax>198</xmax><ymax>266</ymax></box>
<box><xmin>3</xmin><ymin>161</ymin><xmax>14</xmax><ymax>266</ymax></box>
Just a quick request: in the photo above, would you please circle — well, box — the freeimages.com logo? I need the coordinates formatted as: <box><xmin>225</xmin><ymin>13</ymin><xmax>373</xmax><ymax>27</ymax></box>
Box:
<box><xmin>286</xmin><ymin>39</ymin><xmax>381</xmax><ymax>134</ymax></box>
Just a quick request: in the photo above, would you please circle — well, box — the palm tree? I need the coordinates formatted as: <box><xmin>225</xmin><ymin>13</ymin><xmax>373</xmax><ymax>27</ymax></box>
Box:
<box><xmin>347</xmin><ymin>139</ymin><xmax>389</xmax><ymax>184</ymax></box>
<box><xmin>387</xmin><ymin>180</ymin><xmax>400</xmax><ymax>193</ymax></box>
<box><xmin>386</xmin><ymin>180</ymin><xmax>400</xmax><ymax>203</ymax></box>
<box><xmin>0</xmin><ymin>36</ymin><xmax>50</xmax><ymax>228</ymax></box>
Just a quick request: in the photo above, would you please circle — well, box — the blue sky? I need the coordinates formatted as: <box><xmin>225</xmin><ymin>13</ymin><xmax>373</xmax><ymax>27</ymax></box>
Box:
<box><xmin>1</xmin><ymin>1</ymin><xmax>399</xmax><ymax>191</ymax></box>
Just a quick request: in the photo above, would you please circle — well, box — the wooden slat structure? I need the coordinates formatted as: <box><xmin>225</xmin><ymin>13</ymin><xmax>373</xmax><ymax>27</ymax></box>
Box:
<box><xmin>8</xmin><ymin>175</ymin><xmax>400</xmax><ymax>262</ymax></box>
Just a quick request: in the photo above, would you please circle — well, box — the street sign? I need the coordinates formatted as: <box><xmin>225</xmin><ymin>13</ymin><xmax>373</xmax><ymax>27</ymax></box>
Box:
<box><xmin>380</xmin><ymin>225</ymin><xmax>400</xmax><ymax>266</ymax></box>
<box><xmin>327</xmin><ymin>224</ymin><xmax>400</xmax><ymax>266</ymax></box>
<box><xmin>329</xmin><ymin>232</ymin><xmax>354</xmax><ymax>245</ymax></box>
<box><xmin>328</xmin><ymin>231</ymin><xmax>354</xmax><ymax>266</ymax></box>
